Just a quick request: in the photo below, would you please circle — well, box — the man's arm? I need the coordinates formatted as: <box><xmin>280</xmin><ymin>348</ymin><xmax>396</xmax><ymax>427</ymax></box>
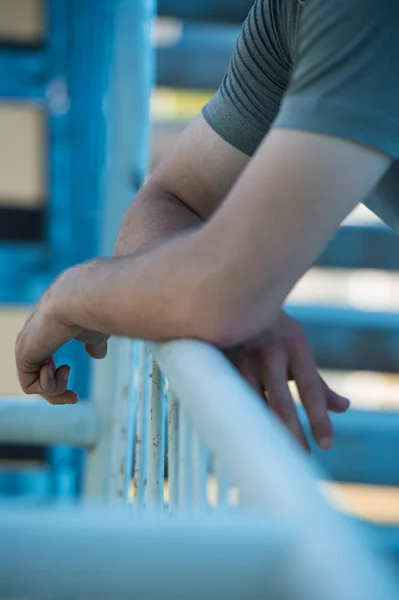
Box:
<box><xmin>57</xmin><ymin>130</ymin><xmax>390</xmax><ymax>342</ymax></box>
<box><xmin>15</xmin><ymin>129</ymin><xmax>391</xmax><ymax>393</ymax></box>
<box><xmin>114</xmin><ymin>113</ymin><xmax>249</xmax><ymax>256</ymax></box>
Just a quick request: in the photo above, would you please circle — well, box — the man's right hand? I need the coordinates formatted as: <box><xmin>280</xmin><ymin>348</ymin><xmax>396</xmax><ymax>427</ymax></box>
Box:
<box><xmin>226</xmin><ymin>311</ymin><xmax>350</xmax><ymax>452</ymax></box>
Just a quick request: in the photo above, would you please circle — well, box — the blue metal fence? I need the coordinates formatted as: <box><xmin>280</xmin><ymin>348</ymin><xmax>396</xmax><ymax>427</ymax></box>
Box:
<box><xmin>0</xmin><ymin>0</ymin><xmax>398</xmax><ymax>562</ymax></box>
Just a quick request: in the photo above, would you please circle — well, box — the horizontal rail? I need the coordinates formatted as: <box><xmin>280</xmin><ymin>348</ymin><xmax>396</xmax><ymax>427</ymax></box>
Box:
<box><xmin>0</xmin><ymin>49</ymin><xmax>48</xmax><ymax>99</ymax></box>
<box><xmin>148</xmin><ymin>340</ymin><xmax>398</xmax><ymax>600</ymax></box>
<box><xmin>301</xmin><ymin>409</ymin><xmax>399</xmax><ymax>486</ymax></box>
<box><xmin>157</xmin><ymin>23</ymin><xmax>237</xmax><ymax>89</ymax></box>
<box><xmin>0</xmin><ymin>399</ymin><xmax>100</xmax><ymax>448</ymax></box>
<box><xmin>287</xmin><ymin>304</ymin><xmax>399</xmax><ymax>373</ymax></box>
<box><xmin>0</xmin><ymin>508</ymin><xmax>290</xmax><ymax>599</ymax></box>
<box><xmin>318</xmin><ymin>224</ymin><xmax>399</xmax><ymax>271</ymax></box>
<box><xmin>158</xmin><ymin>0</ymin><xmax>252</xmax><ymax>23</ymax></box>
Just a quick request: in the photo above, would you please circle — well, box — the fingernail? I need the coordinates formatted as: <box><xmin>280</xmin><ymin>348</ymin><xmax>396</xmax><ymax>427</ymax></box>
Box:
<box><xmin>319</xmin><ymin>436</ymin><xmax>333</xmax><ymax>451</ymax></box>
<box><xmin>341</xmin><ymin>397</ymin><xmax>350</xmax><ymax>406</ymax></box>
<box><xmin>63</xmin><ymin>368</ymin><xmax>70</xmax><ymax>384</ymax></box>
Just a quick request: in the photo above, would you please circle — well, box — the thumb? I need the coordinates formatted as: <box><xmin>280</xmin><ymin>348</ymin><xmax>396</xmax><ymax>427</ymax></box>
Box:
<box><xmin>85</xmin><ymin>339</ymin><xmax>108</xmax><ymax>359</ymax></box>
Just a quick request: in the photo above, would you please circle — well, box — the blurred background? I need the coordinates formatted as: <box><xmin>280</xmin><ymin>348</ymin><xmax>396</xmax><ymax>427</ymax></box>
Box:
<box><xmin>1</xmin><ymin>0</ymin><xmax>399</xmax><ymax>523</ymax></box>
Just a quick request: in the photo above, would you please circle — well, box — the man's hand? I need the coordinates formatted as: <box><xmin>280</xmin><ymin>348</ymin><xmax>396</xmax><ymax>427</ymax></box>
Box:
<box><xmin>14</xmin><ymin>268</ymin><xmax>108</xmax><ymax>405</ymax></box>
<box><xmin>227</xmin><ymin>311</ymin><xmax>350</xmax><ymax>452</ymax></box>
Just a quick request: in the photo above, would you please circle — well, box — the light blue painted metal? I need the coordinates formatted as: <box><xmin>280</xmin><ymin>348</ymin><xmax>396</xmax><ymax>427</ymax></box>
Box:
<box><xmin>83</xmin><ymin>338</ymin><xmax>137</xmax><ymax>504</ymax></box>
<box><xmin>0</xmin><ymin>508</ymin><xmax>291</xmax><ymax>599</ymax></box>
<box><xmin>299</xmin><ymin>408</ymin><xmax>399</xmax><ymax>486</ymax></box>
<box><xmin>99</xmin><ymin>0</ymin><xmax>154</xmax><ymax>255</ymax></box>
<box><xmin>318</xmin><ymin>224</ymin><xmax>399</xmax><ymax>271</ymax></box>
<box><xmin>147</xmin><ymin>359</ymin><xmax>166</xmax><ymax>510</ymax></box>
<box><xmin>287</xmin><ymin>304</ymin><xmax>399</xmax><ymax>373</ymax></box>
<box><xmin>109</xmin><ymin>338</ymin><xmax>137</xmax><ymax>505</ymax></box>
<box><xmin>0</xmin><ymin>50</ymin><xmax>48</xmax><ymax>99</ymax></box>
<box><xmin>0</xmin><ymin>399</ymin><xmax>100</xmax><ymax>447</ymax></box>
<box><xmin>158</xmin><ymin>0</ymin><xmax>253</xmax><ymax>23</ymax></box>
<box><xmin>45</xmin><ymin>0</ymin><xmax>79</xmax><ymax>503</ymax></box>
<box><xmin>167</xmin><ymin>392</ymin><xmax>179</xmax><ymax>513</ymax></box>
<box><xmin>157</xmin><ymin>22</ymin><xmax>239</xmax><ymax>90</ymax></box>
<box><xmin>216</xmin><ymin>466</ymin><xmax>231</xmax><ymax>510</ymax></box>
<box><xmin>0</xmin><ymin>468</ymin><xmax>51</xmax><ymax>500</ymax></box>
<box><xmin>77</xmin><ymin>0</ymin><xmax>154</xmax><ymax>504</ymax></box>
<box><xmin>123</xmin><ymin>341</ymin><xmax>141</xmax><ymax>502</ymax></box>
<box><xmin>178</xmin><ymin>409</ymin><xmax>193</xmax><ymax>508</ymax></box>
<box><xmin>0</xmin><ymin>0</ymin><xmax>155</xmax><ymax>501</ymax></box>
<box><xmin>149</xmin><ymin>339</ymin><xmax>399</xmax><ymax>600</ymax></box>
<box><xmin>192</xmin><ymin>431</ymin><xmax>208</xmax><ymax>512</ymax></box>
<box><xmin>133</xmin><ymin>344</ymin><xmax>150</xmax><ymax>510</ymax></box>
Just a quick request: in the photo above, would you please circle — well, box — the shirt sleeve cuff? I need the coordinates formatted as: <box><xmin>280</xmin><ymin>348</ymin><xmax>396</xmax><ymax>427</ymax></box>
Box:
<box><xmin>273</xmin><ymin>95</ymin><xmax>399</xmax><ymax>159</ymax></box>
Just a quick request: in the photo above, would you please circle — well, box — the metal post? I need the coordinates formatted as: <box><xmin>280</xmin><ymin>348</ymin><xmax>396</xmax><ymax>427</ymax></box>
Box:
<box><xmin>81</xmin><ymin>0</ymin><xmax>154</xmax><ymax>502</ymax></box>
<box><xmin>192</xmin><ymin>431</ymin><xmax>208</xmax><ymax>512</ymax></box>
<box><xmin>0</xmin><ymin>508</ymin><xmax>291</xmax><ymax>600</ymax></box>
<box><xmin>0</xmin><ymin>400</ymin><xmax>100</xmax><ymax>447</ymax></box>
<box><xmin>167</xmin><ymin>392</ymin><xmax>179</xmax><ymax>514</ymax></box>
<box><xmin>216</xmin><ymin>464</ymin><xmax>230</xmax><ymax>510</ymax></box>
<box><xmin>149</xmin><ymin>339</ymin><xmax>399</xmax><ymax>600</ymax></box>
<box><xmin>133</xmin><ymin>344</ymin><xmax>150</xmax><ymax>510</ymax></box>
<box><xmin>178</xmin><ymin>409</ymin><xmax>193</xmax><ymax>509</ymax></box>
<box><xmin>84</xmin><ymin>337</ymin><xmax>136</xmax><ymax>504</ymax></box>
<box><xmin>147</xmin><ymin>359</ymin><xmax>166</xmax><ymax>510</ymax></box>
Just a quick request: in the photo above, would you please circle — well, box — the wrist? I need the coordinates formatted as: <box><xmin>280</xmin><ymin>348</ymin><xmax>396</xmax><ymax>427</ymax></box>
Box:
<box><xmin>47</xmin><ymin>263</ymin><xmax>90</xmax><ymax>327</ymax></box>
<box><xmin>52</xmin><ymin>258</ymin><xmax>112</xmax><ymax>330</ymax></box>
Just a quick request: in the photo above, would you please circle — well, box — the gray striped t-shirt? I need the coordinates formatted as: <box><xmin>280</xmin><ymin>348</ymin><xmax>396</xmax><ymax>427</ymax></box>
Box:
<box><xmin>202</xmin><ymin>0</ymin><xmax>399</xmax><ymax>231</ymax></box>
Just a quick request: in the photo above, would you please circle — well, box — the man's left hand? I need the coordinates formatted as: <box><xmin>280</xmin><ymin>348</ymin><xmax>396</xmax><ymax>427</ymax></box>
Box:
<box><xmin>14</xmin><ymin>266</ymin><xmax>108</xmax><ymax>404</ymax></box>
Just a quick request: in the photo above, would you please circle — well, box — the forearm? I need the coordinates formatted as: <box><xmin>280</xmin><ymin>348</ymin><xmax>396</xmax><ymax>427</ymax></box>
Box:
<box><xmin>58</xmin><ymin>230</ymin><xmax>221</xmax><ymax>343</ymax></box>
<box><xmin>114</xmin><ymin>180</ymin><xmax>202</xmax><ymax>257</ymax></box>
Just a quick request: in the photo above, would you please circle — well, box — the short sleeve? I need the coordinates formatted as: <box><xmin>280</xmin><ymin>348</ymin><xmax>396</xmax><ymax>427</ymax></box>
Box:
<box><xmin>274</xmin><ymin>0</ymin><xmax>399</xmax><ymax>158</ymax></box>
<box><xmin>202</xmin><ymin>0</ymin><xmax>293</xmax><ymax>156</ymax></box>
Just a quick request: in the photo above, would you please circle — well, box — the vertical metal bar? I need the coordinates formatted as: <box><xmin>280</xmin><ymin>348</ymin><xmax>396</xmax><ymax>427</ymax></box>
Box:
<box><xmin>110</xmin><ymin>338</ymin><xmax>136</xmax><ymax>505</ymax></box>
<box><xmin>133</xmin><ymin>343</ymin><xmax>150</xmax><ymax>510</ymax></box>
<box><xmin>84</xmin><ymin>337</ymin><xmax>136</xmax><ymax>505</ymax></box>
<box><xmin>167</xmin><ymin>392</ymin><xmax>179</xmax><ymax>514</ymax></box>
<box><xmin>123</xmin><ymin>342</ymin><xmax>141</xmax><ymax>502</ymax></box>
<box><xmin>82</xmin><ymin>0</ymin><xmax>154</xmax><ymax>504</ymax></box>
<box><xmin>192</xmin><ymin>431</ymin><xmax>208</xmax><ymax>512</ymax></box>
<box><xmin>147</xmin><ymin>359</ymin><xmax>166</xmax><ymax>510</ymax></box>
<box><xmin>178</xmin><ymin>409</ymin><xmax>193</xmax><ymax>509</ymax></box>
<box><xmin>216</xmin><ymin>464</ymin><xmax>231</xmax><ymax>510</ymax></box>
<box><xmin>46</xmin><ymin>0</ymin><xmax>77</xmax><ymax>503</ymax></box>
<box><xmin>99</xmin><ymin>0</ymin><xmax>155</xmax><ymax>255</ymax></box>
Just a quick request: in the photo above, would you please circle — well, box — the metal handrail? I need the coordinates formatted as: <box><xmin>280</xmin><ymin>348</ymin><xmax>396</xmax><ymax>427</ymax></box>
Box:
<box><xmin>148</xmin><ymin>339</ymin><xmax>399</xmax><ymax>600</ymax></box>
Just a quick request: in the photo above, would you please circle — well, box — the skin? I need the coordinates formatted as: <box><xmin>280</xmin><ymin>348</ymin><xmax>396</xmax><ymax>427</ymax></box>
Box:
<box><xmin>15</xmin><ymin>117</ymin><xmax>391</xmax><ymax>452</ymax></box>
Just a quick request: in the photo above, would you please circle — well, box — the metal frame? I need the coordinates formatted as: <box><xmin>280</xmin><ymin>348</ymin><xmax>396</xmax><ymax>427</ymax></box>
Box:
<box><xmin>0</xmin><ymin>339</ymin><xmax>398</xmax><ymax>598</ymax></box>
<box><xmin>148</xmin><ymin>340</ymin><xmax>399</xmax><ymax>600</ymax></box>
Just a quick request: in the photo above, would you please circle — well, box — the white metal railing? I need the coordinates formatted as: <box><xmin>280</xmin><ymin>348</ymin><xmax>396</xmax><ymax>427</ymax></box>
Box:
<box><xmin>0</xmin><ymin>338</ymin><xmax>398</xmax><ymax>599</ymax></box>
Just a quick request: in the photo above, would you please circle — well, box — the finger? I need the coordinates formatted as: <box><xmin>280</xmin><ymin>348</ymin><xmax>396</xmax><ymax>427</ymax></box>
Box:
<box><xmin>244</xmin><ymin>372</ymin><xmax>266</xmax><ymax>400</ymax></box>
<box><xmin>39</xmin><ymin>360</ymin><xmax>57</xmax><ymax>394</ymax></box>
<box><xmin>85</xmin><ymin>340</ymin><xmax>108</xmax><ymax>359</ymax></box>
<box><xmin>37</xmin><ymin>362</ymin><xmax>79</xmax><ymax>406</ymax></box>
<box><xmin>234</xmin><ymin>352</ymin><xmax>266</xmax><ymax>400</ymax></box>
<box><xmin>42</xmin><ymin>389</ymin><xmax>78</xmax><ymax>405</ymax></box>
<box><xmin>321</xmin><ymin>378</ymin><xmax>351</xmax><ymax>413</ymax></box>
<box><xmin>262</xmin><ymin>347</ymin><xmax>310</xmax><ymax>452</ymax></box>
<box><xmin>289</xmin><ymin>343</ymin><xmax>333</xmax><ymax>450</ymax></box>
<box><xmin>40</xmin><ymin>364</ymin><xmax>78</xmax><ymax>404</ymax></box>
